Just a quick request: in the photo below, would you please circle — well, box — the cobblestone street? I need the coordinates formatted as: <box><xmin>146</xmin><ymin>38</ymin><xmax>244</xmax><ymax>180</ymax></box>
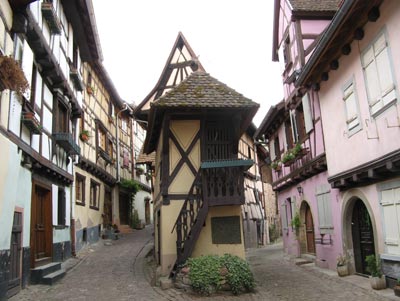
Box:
<box><xmin>10</xmin><ymin>226</ymin><xmax>396</xmax><ymax>301</ymax></box>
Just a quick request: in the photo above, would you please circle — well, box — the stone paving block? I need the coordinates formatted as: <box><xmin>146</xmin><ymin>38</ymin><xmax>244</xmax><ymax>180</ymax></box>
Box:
<box><xmin>159</xmin><ymin>276</ymin><xmax>173</xmax><ymax>290</ymax></box>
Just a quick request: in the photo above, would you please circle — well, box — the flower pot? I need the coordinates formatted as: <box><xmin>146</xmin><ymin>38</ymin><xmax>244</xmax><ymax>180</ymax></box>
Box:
<box><xmin>337</xmin><ymin>265</ymin><xmax>348</xmax><ymax>277</ymax></box>
<box><xmin>86</xmin><ymin>86</ymin><xmax>93</xmax><ymax>95</ymax></box>
<box><xmin>394</xmin><ymin>285</ymin><xmax>400</xmax><ymax>297</ymax></box>
<box><xmin>79</xmin><ymin>133</ymin><xmax>89</xmax><ymax>142</ymax></box>
<box><xmin>370</xmin><ymin>275</ymin><xmax>386</xmax><ymax>290</ymax></box>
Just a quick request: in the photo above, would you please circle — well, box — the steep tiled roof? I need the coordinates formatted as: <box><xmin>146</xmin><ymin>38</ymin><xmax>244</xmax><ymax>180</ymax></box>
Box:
<box><xmin>289</xmin><ymin>0</ymin><xmax>341</xmax><ymax>12</ymax></box>
<box><xmin>152</xmin><ymin>71</ymin><xmax>258</xmax><ymax>109</ymax></box>
<box><xmin>136</xmin><ymin>149</ymin><xmax>155</xmax><ymax>166</ymax></box>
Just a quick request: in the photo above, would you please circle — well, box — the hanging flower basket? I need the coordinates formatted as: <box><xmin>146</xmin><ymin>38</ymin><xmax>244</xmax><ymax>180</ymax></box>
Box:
<box><xmin>79</xmin><ymin>129</ymin><xmax>90</xmax><ymax>142</ymax></box>
<box><xmin>0</xmin><ymin>55</ymin><xmax>29</xmax><ymax>95</ymax></box>
<box><xmin>21</xmin><ymin>111</ymin><xmax>42</xmax><ymax>135</ymax></box>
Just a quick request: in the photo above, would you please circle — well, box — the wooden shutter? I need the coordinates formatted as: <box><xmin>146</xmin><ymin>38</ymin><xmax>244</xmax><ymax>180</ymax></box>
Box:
<box><xmin>343</xmin><ymin>83</ymin><xmax>359</xmax><ymax>130</ymax></box>
<box><xmin>270</xmin><ymin>139</ymin><xmax>276</xmax><ymax>161</ymax></box>
<box><xmin>381</xmin><ymin>187</ymin><xmax>400</xmax><ymax>255</ymax></box>
<box><xmin>281</xmin><ymin>203</ymin><xmax>288</xmax><ymax>230</ymax></box>
<box><xmin>316</xmin><ymin>184</ymin><xmax>333</xmax><ymax>234</ymax></box>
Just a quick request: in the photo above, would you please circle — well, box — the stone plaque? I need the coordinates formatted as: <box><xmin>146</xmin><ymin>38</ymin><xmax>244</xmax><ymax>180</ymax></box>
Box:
<box><xmin>211</xmin><ymin>216</ymin><xmax>241</xmax><ymax>244</ymax></box>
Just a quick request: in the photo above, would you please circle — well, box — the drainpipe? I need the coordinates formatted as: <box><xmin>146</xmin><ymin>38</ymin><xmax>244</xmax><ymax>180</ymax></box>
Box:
<box><xmin>116</xmin><ymin>103</ymin><xmax>132</xmax><ymax>183</ymax></box>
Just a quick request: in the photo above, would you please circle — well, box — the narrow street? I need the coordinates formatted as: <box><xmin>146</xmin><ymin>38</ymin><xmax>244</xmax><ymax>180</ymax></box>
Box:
<box><xmin>11</xmin><ymin>227</ymin><xmax>395</xmax><ymax>301</ymax></box>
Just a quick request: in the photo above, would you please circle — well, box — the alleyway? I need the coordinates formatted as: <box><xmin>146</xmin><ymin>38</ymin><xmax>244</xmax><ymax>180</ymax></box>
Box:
<box><xmin>11</xmin><ymin>227</ymin><xmax>395</xmax><ymax>301</ymax></box>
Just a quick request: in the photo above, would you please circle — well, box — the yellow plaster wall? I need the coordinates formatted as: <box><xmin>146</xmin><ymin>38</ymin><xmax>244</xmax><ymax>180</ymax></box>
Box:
<box><xmin>160</xmin><ymin>200</ymin><xmax>184</xmax><ymax>275</ymax></box>
<box><xmin>192</xmin><ymin>206</ymin><xmax>245</xmax><ymax>259</ymax></box>
<box><xmin>74</xmin><ymin>168</ymin><xmax>104</xmax><ymax>231</ymax></box>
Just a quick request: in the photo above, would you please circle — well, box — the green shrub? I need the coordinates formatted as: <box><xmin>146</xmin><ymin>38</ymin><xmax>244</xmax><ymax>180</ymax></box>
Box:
<box><xmin>365</xmin><ymin>254</ymin><xmax>382</xmax><ymax>277</ymax></box>
<box><xmin>186</xmin><ymin>254</ymin><xmax>255</xmax><ymax>295</ymax></box>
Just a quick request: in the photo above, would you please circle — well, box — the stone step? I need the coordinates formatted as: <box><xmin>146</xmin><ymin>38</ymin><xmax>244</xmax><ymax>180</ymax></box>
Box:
<box><xmin>42</xmin><ymin>269</ymin><xmax>66</xmax><ymax>285</ymax></box>
<box><xmin>119</xmin><ymin>225</ymin><xmax>134</xmax><ymax>234</ymax></box>
<box><xmin>31</xmin><ymin>262</ymin><xmax>62</xmax><ymax>284</ymax></box>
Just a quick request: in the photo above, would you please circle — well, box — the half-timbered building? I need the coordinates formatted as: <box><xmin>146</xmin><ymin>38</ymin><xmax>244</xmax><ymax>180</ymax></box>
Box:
<box><xmin>135</xmin><ymin>33</ymin><xmax>259</xmax><ymax>277</ymax></box>
<box><xmin>0</xmin><ymin>0</ymin><xmax>115</xmax><ymax>296</ymax></box>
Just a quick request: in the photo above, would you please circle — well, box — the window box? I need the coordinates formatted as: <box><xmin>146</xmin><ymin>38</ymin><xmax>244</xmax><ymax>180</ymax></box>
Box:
<box><xmin>98</xmin><ymin>148</ymin><xmax>112</xmax><ymax>164</ymax></box>
<box><xmin>41</xmin><ymin>2</ymin><xmax>62</xmax><ymax>35</ymax></box>
<box><xmin>21</xmin><ymin>111</ymin><xmax>42</xmax><ymax>135</ymax></box>
<box><xmin>53</xmin><ymin>132</ymin><xmax>81</xmax><ymax>155</ymax></box>
<box><xmin>70</xmin><ymin>67</ymin><xmax>84</xmax><ymax>91</ymax></box>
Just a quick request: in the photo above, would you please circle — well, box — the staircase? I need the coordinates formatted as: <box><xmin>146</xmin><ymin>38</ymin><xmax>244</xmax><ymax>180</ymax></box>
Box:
<box><xmin>170</xmin><ymin>172</ymin><xmax>208</xmax><ymax>277</ymax></box>
<box><xmin>30</xmin><ymin>262</ymin><xmax>65</xmax><ymax>285</ymax></box>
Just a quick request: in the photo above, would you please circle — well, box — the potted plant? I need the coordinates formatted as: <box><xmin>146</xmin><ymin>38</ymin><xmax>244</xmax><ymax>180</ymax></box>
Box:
<box><xmin>336</xmin><ymin>254</ymin><xmax>349</xmax><ymax>277</ymax></box>
<box><xmin>290</xmin><ymin>211</ymin><xmax>301</xmax><ymax>236</ymax></box>
<box><xmin>394</xmin><ymin>278</ymin><xmax>400</xmax><ymax>297</ymax></box>
<box><xmin>282</xmin><ymin>151</ymin><xmax>295</xmax><ymax>166</ymax></box>
<box><xmin>0</xmin><ymin>55</ymin><xmax>29</xmax><ymax>95</ymax></box>
<box><xmin>79</xmin><ymin>129</ymin><xmax>90</xmax><ymax>142</ymax></box>
<box><xmin>86</xmin><ymin>85</ymin><xmax>94</xmax><ymax>95</ymax></box>
<box><xmin>365</xmin><ymin>254</ymin><xmax>386</xmax><ymax>290</ymax></box>
<box><xmin>271</xmin><ymin>161</ymin><xmax>282</xmax><ymax>171</ymax></box>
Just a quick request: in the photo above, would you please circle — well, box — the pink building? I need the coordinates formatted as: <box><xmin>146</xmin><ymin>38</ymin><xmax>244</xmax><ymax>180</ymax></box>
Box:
<box><xmin>295</xmin><ymin>0</ymin><xmax>400</xmax><ymax>287</ymax></box>
<box><xmin>255</xmin><ymin>0</ymin><xmax>342</xmax><ymax>270</ymax></box>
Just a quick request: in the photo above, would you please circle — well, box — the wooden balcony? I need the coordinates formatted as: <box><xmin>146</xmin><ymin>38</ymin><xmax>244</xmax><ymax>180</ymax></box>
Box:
<box><xmin>41</xmin><ymin>2</ymin><xmax>62</xmax><ymax>35</ymax></box>
<box><xmin>200</xmin><ymin>159</ymin><xmax>253</xmax><ymax>206</ymax></box>
<box><xmin>53</xmin><ymin>132</ymin><xmax>80</xmax><ymax>155</ymax></box>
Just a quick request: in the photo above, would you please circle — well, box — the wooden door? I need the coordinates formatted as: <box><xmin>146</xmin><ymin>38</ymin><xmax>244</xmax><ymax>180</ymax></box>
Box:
<box><xmin>8</xmin><ymin>212</ymin><xmax>22</xmax><ymax>298</ymax></box>
<box><xmin>305</xmin><ymin>204</ymin><xmax>316</xmax><ymax>254</ymax></box>
<box><xmin>31</xmin><ymin>184</ymin><xmax>52</xmax><ymax>268</ymax></box>
<box><xmin>145</xmin><ymin>199</ymin><xmax>150</xmax><ymax>225</ymax></box>
<box><xmin>104</xmin><ymin>189</ymin><xmax>112</xmax><ymax>226</ymax></box>
<box><xmin>352</xmin><ymin>199</ymin><xmax>375</xmax><ymax>275</ymax></box>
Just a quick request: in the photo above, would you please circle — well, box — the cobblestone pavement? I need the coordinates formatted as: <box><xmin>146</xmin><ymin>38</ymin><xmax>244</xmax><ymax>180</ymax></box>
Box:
<box><xmin>11</xmin><ymin>227</ymin><xmax>395</xmax><ymax>301</ymax></box>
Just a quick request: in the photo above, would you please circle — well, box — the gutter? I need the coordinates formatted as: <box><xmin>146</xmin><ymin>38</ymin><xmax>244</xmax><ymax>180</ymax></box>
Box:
<box><xmin>295</xmin><ymin>0</ymin><xmax>354</xmax><ymax>87</ymax></box>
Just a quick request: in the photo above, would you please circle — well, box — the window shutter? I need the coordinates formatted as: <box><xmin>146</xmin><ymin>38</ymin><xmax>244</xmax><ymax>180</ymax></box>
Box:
<box><xmin>270</xmin><ymin>139</ymin><xmax>276</xmax><ymax>161</ymax></box>
<box><xmin>381</xmin><ymin>188</ymin><xmax>400</xmax><ymax>254</ymax></box>
<box><xmin>302</xmin><ymin>94</ymin><xmax>313</xmax><ymax>133</ymax></box>
<box><xmin>21</xmin><ymin>40</ymin><xmax>34</xmax><ymax>100</ymax></box>
<box><xmin>343</xmin><ymin>84</ymin><xmax>359</xmax><ymax>130</ymax></box>
<box><xmin>52</xmin><ymin>184</ymin><xmax>58</xmax><ymax>226</ymax></box>
<box><xmin>290</xmin><ymin>110</ymin><xmax>298</xmax><ymax>142</ymax></box>
<box><xmin>65</xmin><ymin>188</ymin><xmax>70</xmax><ymax>226</ymax></box>
<box><xmin>281</xmin><ymin>203</ymin><xmax>288</xmax><ymax>230</ymax></box>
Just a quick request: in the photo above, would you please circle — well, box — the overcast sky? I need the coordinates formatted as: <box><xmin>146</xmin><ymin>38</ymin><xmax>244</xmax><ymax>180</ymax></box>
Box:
<box><xmin>92</xmin><ymin>0</ymin><xmax>283</xmax><ymax>126</ymax></box>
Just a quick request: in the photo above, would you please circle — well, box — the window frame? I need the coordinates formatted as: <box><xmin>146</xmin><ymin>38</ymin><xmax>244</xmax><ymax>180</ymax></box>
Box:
<box><xmin>75</xmin><ymin>173</ymin><xmax>85</xmax><ymax>206</ymax></box>
<box><xmin>89</xmin><ymin>179</ymin><xmax>100</xmax><ymax>210</ymax></box>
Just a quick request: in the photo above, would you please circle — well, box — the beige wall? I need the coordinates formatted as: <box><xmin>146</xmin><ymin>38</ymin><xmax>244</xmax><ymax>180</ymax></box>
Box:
<box><xmin>192</xmin><ymin>206</ymin><xmax>245</xmax><ymax>259</ymax></box>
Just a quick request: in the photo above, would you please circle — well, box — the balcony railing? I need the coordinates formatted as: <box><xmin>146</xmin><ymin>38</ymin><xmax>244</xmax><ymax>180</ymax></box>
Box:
<box><xmin>200</xmin><ymin>159</ymin><xmax>253</xmax><ymax>206</ymax></box>
<box><xmin>70</xmin><ymin>67</ymin><xmax>84</xmax><ymax>91</ymax></box>
<box><xmin>53</xmin><ymin>132</ymin><xmax>80</xmax><ymax>155</ymax></box>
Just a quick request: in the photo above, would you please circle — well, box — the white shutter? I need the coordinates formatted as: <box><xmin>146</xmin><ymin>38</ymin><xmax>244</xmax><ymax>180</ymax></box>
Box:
<box><xmin>343</xmin><ymin>84</ymin><xmax>359</xmax><ymax>130</ymax></box>
<box><xmin>291</xmin><ymin>196</ymin><xmax>296</xmax><ymax>220</ymax></box>
<box><xmin>65</xmin><ymin>187</ymin><xmax>70</xmax><ymax>226</ymax></box>
<box><xmin>302</xmin><ymin>94</ymin><xmax>313</xmax><ymax>133</ymax></box>
<box><xmin>52</xmin><ymin>184</ymin><xmax>58</xmax><ymax>226</ymax></box>
<box><xmin>364</xmin><ymin>60</ymin><xmax>380</xmax><ymax>105</ymax></box>
<box><xmin>317</xmin><ymin>194</ymin><xmax>326</xmax><ymax>228</ymax></box>
<box><xmin>316</xmin><ymin>184</ymin><xmax>333</xmax><ymax>234</ymax></box>
<box><xmin>281</xmin><ymin>203</ymin><xmax>288</xmax><ymax>230</ymax></box>
<box><xmin>270</xmin><ymin>139</ymin><xmax>276</xmax><ymax>161</ymax></box>
<box><xmin>381</xmin><ymin>187</ymin><xmax>400</xmax><ymax>255</ymax></box>
<box><xmin>290</xmin><ymin>110</ymin><xmax>298</xmax><ymax>142</ymax></box>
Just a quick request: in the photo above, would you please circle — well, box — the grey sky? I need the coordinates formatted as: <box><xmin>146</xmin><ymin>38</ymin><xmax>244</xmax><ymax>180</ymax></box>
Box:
<box><xmin>92</xmin><ymin>0</ymin><xmax>283</xmax><ymax>126</ymax></box>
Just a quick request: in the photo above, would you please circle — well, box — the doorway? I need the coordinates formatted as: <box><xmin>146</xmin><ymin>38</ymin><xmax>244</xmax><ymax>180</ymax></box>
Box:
<box><xmin>305</xmin><ymin>203</ymin><xmax>316</xmax><ymax>254</ymax></box>
<box><xmin>352</xmin><ymin>198</ymin><xmax>375</xmax><ymax>275</ymax></box>
<box><xmin>30</xmin><ymin>183</ymin><xmax>52</xmax><ymax>268</ymax></box>
<box><xmin>145</xmin><ymin>198</ymin><xmax>150</xmax><ymax>225</ymax></box>
<box><xmin>8</xmin><ymin>211</ymin><xmax>22</xmax><ymax>298</ymax></box>
<box><xmin>119</xmin><ymin>192</ymin><xmax>130</xmax><ymax>225</ymax></box>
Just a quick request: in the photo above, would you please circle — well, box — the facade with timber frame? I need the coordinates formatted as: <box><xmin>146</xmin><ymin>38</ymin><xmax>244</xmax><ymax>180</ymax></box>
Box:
<box><xmin>135</xmin><ymin>33</ymin><xmax>259</xmax><ymax>277</ymax></box>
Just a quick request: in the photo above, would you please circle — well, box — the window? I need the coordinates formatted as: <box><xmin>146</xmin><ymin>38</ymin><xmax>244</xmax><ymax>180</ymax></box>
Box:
<box><xmin>108</xmin><ymin>101</ymin><xmax>115</xmax><ymax>119</ymax></box>
<box><xmin>58</xmin><ymin>187</ymin><xmax>66</xmax><ymax>225</ymax></box>
<box><xmin>283</xmin><ymin>36</ymin><xmax>291</xmax><ymax>66</ymax></box>
<box><xmin>96</xmin><ymin>120</ymin><xmax>113</xmax><ymax>163</ymax></box>
<box><xmin>285</xmin><ymin>118</ymin><xmax>294</xmax><ymax>149</ymax></box>
<box><xmin>121</xmin><ymin>117</ymin><xmax>128</xmax><ymax>133</ymax></box>
<box><xmin>75</xmin><ymin>173</ymin><xmax>85</xmax><ymax>205</ymax></box>
<box><xmin>362</xmin><ymin>31</ymin><xmax>397</xmax><ymax>116</ymax></box>
<box><xmin>55</xmin><ymin>97</ymin><xmax>69</xmax><ymax>133</ymax></box>
<box><xmin>123</xmin><ymin>148</ymin><xmax>130</xmax><ymax>168</ymax></box>
<box><xmin>316</xmin><ymin>184</ymin><xmax>333</xmax><ymax>234</ymax></box>
<box><xmin>281</xmin><ymin>197</ymin><xmax>294</xmax><ymax>232</ymax></box>
<box><xmin>274</xmin><ymin>136</ymin><xmax>281</xmax><ymax>159</ymax></box>
<box><xmin>292</xmin><ymin>105</ymin><xmax>306</xmax><ymax>143</ymax></box>
<box><xmin>90</xmin><ymin>180</ymin><xmax>100</xmax><ymax>210</ymax></box>
<box><xmin>343</xmin><ymin>80</ymin><xmax>361</xmax><ymax>135</ymax></box>
<box><xmin>379</xmin><ymin>181</ymin><xmax>400</xmax><ymax>256</ymax></box>
<box><xmin>302</xmin><ymin>94</ymin><xmax>313</xmax><ymax>133</ymax></box>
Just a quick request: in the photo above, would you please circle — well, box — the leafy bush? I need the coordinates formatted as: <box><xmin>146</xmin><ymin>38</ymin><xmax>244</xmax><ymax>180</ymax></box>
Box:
<box><xmin>187</xmin><ymin>254</ymin><xmax>255</xmax><ymax>295</ymax></box>
<box><xmin>365</xmin><ymin>254</ymin><xmax>382</xmax><ymax>277</ymax></box>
